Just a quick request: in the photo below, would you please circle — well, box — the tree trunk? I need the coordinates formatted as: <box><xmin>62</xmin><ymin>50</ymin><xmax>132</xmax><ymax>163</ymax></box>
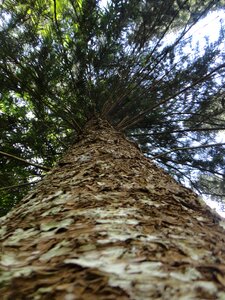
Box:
<box><xmin>1</xmin><ymin>118</ymin><xmax>225</xmax><ymax>299</ymax></box>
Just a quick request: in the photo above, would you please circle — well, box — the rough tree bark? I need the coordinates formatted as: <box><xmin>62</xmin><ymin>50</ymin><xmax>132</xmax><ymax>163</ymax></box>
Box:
<box><xmin>1</xmin><ymin>118</ymin><xmax>225</xmax><ymax>299</ymax></box>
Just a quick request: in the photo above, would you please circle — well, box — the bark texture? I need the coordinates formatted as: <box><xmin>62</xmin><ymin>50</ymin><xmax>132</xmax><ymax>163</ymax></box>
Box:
<box><xmin>1</xmin><ymin>118</ymin><xmax>225</xmax><ymax>299</ymax></box>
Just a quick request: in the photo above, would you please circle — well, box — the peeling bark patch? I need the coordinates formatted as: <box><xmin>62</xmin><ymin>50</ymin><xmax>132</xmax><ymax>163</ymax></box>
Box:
<box><xmin>1</xmin><ymin>119</ymin><xmax>225</xmax><ymax>299</ymax></box>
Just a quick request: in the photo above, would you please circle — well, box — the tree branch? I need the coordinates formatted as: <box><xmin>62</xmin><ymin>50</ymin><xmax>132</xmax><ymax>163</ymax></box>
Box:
<box><xmin>202</xmin><ymin>192</ymin><xmax>225</xmax><ymax>198</ymax></box>
<box><xmin>103</xmin><ymin>0</ymin><xmax>214</xmax><ymax>118</ymax></box>
<box><xmin>158</xmin><ymin>160</ymin><xmax>202</xmax><ymax>194</ymax></box>
<box><xmin>0</xmin><ymin>151</ymin><xmax>51</xmax><ymax>171</ymax></box>
<box><xmin>130</xmin><ymin>127</ymin><xmax>225</xmax><ymax>137</ymax></box>
<box><xmin>118</xmin><ymin>63</ymin><xmax>225</xmax><ymax>130</ymax></box>
<box><xmin>52</xmin><ymin>0</ymin><xmax>85</xmax><ymax>124</ymax></box>
<box><xmin>162</xmin><ymin>157</ymin><xmax>225</xmax><ymax>177</ymax></box>
<box><xmin>149</xmin><ymin>143</ymin><xmax>225</xmax><ymax>160</ymax></box>
<box><xmin>0</xmin><ymin>180</ymin><xmax>40</xmax><ymax>191</ymax></box>
<box><xmin>53</xmin><ymin>0</ymin><xmax>58</xmax><ymax>26</ymax></box>
<box><xmin>101</xmin><ymin>0</ymin><xmax>183</xmax><ymax>117</ymax></box>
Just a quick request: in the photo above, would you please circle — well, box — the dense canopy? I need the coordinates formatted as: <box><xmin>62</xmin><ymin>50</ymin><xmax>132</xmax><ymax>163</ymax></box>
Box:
<box><xmin>0</xmin><ymin>0</ymin><xmax>225</xmax><ymax>215</ymax></box>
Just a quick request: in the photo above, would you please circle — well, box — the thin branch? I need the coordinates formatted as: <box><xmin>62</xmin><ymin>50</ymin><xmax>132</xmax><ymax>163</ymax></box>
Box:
<box><xmin>53</xmin><ymin>0</ymin><xmax>58</xmax><ymax>27</ymax></box>
<box><xmin>0</xmin><ymin>180</ymin><xmax>40</xmax><ymax>191</ymax></box>
<box><xmin>130</xmin><ymin>127</ymin><xmax>225</xmax><ymax>137</ymax></box>
<box><xmin>118</xmin><ymin>63</ymin><xmax>225</xmax><ymax>130</ymax></box>
<box><xmin>162</xmin><ymin>157</ymin><xmax>225</xmax><ymax>177</ymax></box>
<box><xmin>102</xmin><ymin>5</ymin><xmax>184</xmax><ymax>117</ymax></box>
<box><xmin>103</xmin><ymin>0</ymin><xmax>214</xmax><ymax>118</ymax></box>
<box><xmin>0</xmin><ymin>151</ymin><xmax>51</xmax><ymax>171</ymax></box>
<box><xmin>68</xmin><ymin>0</ymin><xmax>81</xmax><ymax>23</ymax></box>
<box><xmin>201</xmin><ymin>192</ymin><xmax>225</xmax><ymax>197</ymax></box>
<box><xmin>0</xmin><ymin>61</ymin><xmax>77</xmax><ymax>131</ymax></box>
<box><xmin>158</xmin><ymin>160</ymin><xmax>202</xmax><ymax>194</ymax></box>
<box><xmin>52</xmin><ymin>0</ymin><xmax>84</xmax><ymax>121</ymax></box>
<box><xmin>149</xmin><ymin>143</ymin><xmax>225</xmax><ymax>160</ymax></box>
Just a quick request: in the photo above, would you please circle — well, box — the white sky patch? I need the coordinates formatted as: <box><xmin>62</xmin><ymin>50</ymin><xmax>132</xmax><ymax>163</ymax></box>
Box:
<box><xmin>216</xmin><ymin>131</ymin><xmax>225</xmax><ymax>143</ymax></box>
<box><xmin>26</xmin><ymin>111</ymin><xmax>35</xmax><ymax>120</ymax></box>
<box><xmin>205</xmin><ymin>198</ymin><xmax>225</xmax><ymax>218</ymax></box>
<box><xmin>99</xmin><ymin>0</ymin><xmax>109</xmax><ymax>9</ymax></box>
<box><xmin>185</xmin><ymin>10</ymin><xmax>224</xmax><ymax>51</ymax></box>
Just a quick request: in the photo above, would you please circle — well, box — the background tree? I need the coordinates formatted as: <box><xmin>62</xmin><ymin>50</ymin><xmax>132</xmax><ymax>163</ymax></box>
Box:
<box><xmin>0</xmin><ymin>0</ymin><xmax>225</xmax><ymax>215</ymax></box>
